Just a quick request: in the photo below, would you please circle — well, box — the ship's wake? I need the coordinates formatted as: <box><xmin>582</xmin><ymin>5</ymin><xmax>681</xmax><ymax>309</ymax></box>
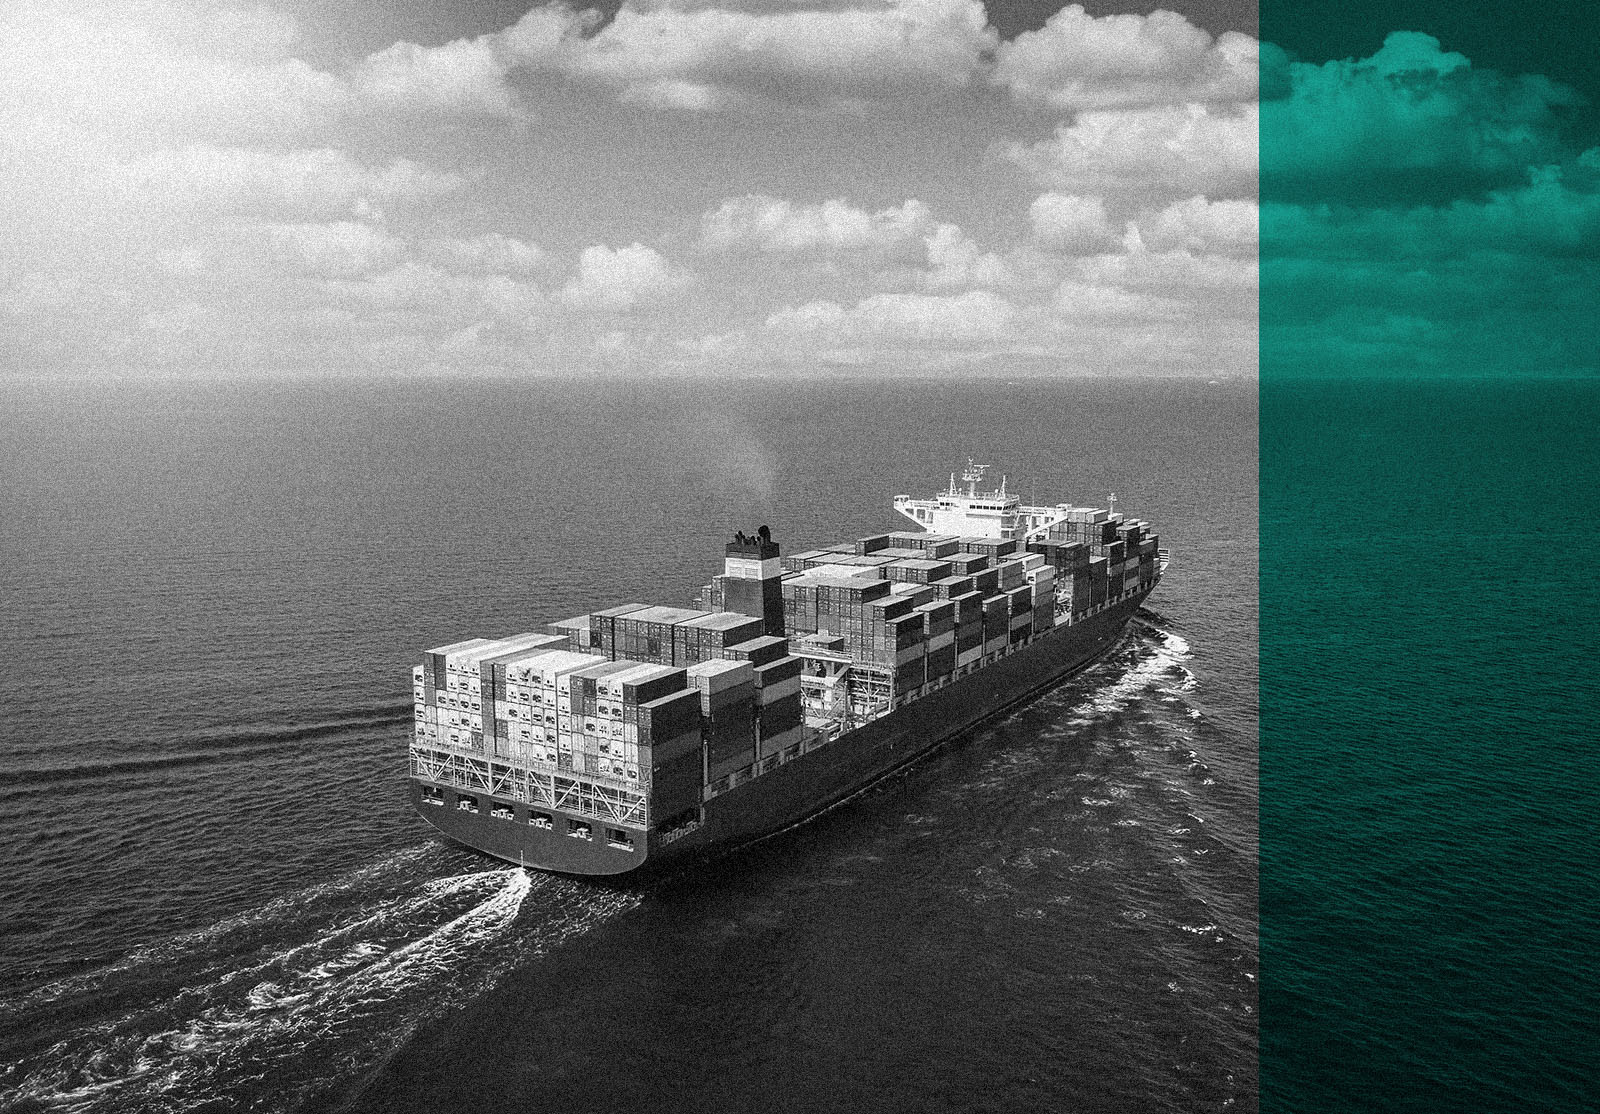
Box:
<box><xmin>1059</xmin><ymin>620</ymin><xmax>1196</xmax><ymax>724</ymax></box>
<box><xmin>0</xmin><ymin>846</ymin><xmax>637</xmax><ymax>1113</ymax></box>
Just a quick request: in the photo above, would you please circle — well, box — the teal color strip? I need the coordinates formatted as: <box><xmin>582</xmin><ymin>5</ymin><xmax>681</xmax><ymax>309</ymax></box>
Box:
<box><xmin>1261</xmin><ymin>7</ymin><xmax>1600</xmax><ymax>1109</ymax></box>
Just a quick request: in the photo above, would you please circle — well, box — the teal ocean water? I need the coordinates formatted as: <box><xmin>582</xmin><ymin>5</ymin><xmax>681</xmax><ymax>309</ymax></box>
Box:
<box><xmin>1261</xmin><ymin>377</ymin><xmax>1599</xmax><ymax>1111</ymax></box>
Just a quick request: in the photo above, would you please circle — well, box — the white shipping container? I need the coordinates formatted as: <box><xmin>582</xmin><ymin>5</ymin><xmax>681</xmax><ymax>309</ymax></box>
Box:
<box><xmin>687</xmin><ymin>658</ymin><xmax>754</xmax><ymax>694</ymax></box>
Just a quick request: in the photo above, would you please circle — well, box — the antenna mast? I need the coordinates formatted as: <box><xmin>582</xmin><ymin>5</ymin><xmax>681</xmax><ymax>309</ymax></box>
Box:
<box><xmin>962</xmin><ymin>459</ymin><xmax>988</xmax><ymax>498</ymax></box>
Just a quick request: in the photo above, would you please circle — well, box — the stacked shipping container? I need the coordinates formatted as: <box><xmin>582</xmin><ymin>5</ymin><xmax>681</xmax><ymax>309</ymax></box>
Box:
<box><xmin>414</xmin><ymin>515</ymin><xmax>1158</xmax><ymax>840</ymax></box>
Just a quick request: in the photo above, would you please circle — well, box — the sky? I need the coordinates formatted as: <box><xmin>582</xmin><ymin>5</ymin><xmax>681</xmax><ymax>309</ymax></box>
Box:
<box><xmin>1260</xmin><ymin>1</ymin><xmax>1600</xmax><ymax>376</ymax></box>
<box><xmin>0</xmin><ymin>1</ymin><xmax>1590</xmax><ymax>378</ymax></box>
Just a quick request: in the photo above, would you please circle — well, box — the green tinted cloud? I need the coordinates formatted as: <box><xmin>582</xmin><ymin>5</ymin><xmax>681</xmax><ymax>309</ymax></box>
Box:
<box><xmin>1262</xmin><ymin>32</ymin><xmax>1583</xmax><ymax>206</ymax></box>
<box><xmin>1263</xmin><ymin>35</ymin><xmax>1599</xmax><ymax>377</ymax></box>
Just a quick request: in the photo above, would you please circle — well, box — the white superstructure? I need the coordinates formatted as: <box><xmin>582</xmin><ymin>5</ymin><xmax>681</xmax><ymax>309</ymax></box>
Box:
<box><xmin>892</xmin><ymin>460</ymin><xmax>1104</xmax><ymax>541</ymax></box>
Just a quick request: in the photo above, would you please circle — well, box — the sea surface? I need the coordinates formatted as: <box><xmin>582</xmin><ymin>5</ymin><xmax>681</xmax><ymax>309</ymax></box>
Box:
<box><xmin>1260</xmin><ymin>377</ymin><xmax>1600</xmax><ymax>1113</ymax></box>
<box><xmin>0</xmin><ymin>377</ymin><xmax>1258</xmax><ymax>1113</ymax></box>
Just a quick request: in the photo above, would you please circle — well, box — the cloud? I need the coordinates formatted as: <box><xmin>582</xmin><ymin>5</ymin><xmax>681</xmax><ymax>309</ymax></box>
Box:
<box><xmin>701</xmin><ymin>193</ymin><xmax>1010</xmax><ymax>291</ymax></box>
<box><xmin>1261</xmin><ymin>32</ymin><xmax>1583</xmax><ymax>204</ymax></box>
<box><xmin>559</xmin><ymin>243</ymin><xmax>694</xmax><ymax>310</ymax></box>
<box><xmin>1261</xmin><ymin>50</ymin><xmax>1600</xmax><ymax>379</ymax></box>
<box><xmin>96</xmin><ymin>147</ymin><xmax>465</xmax><ymax>221</ymax></box>
<box><xmin>1053</xmin><ymin>280</ymin><xmax>1187</xmax><ymax>321</ymax></box>
<box><xmin>767</xmin><ymin>289</ymin><xmax>1017</xmax><ymax>343</ymax></box>
<box><xmin>0</xmin><ymin>0</ymin><xmax>1268</xmax><ymax>378</ymax></box>
<box><xmin>1076</xmin><ymin>245</ymin><xmax>1257</xmax><ymax>294</ymax></box>
<box><xmin>1029</xmin><ymin>194</ymin><xmax>1120</xmax><ymax>253</ymax></box>
<box><xmin>994</xmin><ymin>5</ymin><xmax>1258</xmax><ymax>111</ymax></box>
<box><xmin>1003</xmin><ymin>103</ymin><xmax>1259</xmax><ymax>203</ymax></box>
<box><xmin>1138</xmin><ymin>196</ymin><xmax>1258</xmax><ymax>255</ymax></box>
<box><xmin>0</xmin><ymin>1</ymin><xmax>345</xmax><ymax>145</ymax></box>
<box><xmin>426</xmin><ymin>233</ymin><xmax>548</xmax><ymax>276</ymax></box>
<box><xmin>1265</xmin><ymin>154</ymin><xmax>1600</xmax><ymax>260</ymax></box>
<box><xmin>357</xmin><ymin>35</ymin><xmax>524</xmax><ymax>117</ymax></box>
<box><xmin>265</xmin><ymin>221</ymin><xmax>409</xmax><ymax>279</ymax></box>
<box><xmin>353</xmin><ymin>0</ymin><xmax>998</xmax><ymax>115</ymax></box>
<box><xmin>921</xmin><ymin>225</ymin><xmax>1012</xmax><ymax>290</ymax></box>
<box><xmin>701</xmin><ymin>196</ymin><xmax>932</xmax><ymax>254</ymax></box>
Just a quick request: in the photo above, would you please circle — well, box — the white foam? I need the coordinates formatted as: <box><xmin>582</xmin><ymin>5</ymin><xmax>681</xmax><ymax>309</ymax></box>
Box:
<box><xmin>4</xmin><ymin>866</ymin><xmax>639</xmax><ymax>1114</ymax></box>
<box><xmin>1059</xmin><ymin>622</ymin><xmax>1196</xmax><ymax>722</ymax></box>
<box><xmin>3</xmin><ymin>845</ymin><xmax>436</xmax><ymax>1020</ymax></box>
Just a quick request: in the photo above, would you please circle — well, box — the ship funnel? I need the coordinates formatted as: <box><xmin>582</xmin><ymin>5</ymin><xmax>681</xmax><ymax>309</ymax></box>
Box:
<box><xmin>722</xmin><ymin>528</ymin><xmax>786</xmax><ymax>636</ymax></box>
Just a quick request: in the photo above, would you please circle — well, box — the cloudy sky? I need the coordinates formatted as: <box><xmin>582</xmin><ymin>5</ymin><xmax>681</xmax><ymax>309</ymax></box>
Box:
<box><xmin>0</xmin><ymin>1</ymin><xmax>1591</xmax><ymax>378</ymax></box>
<box><xmin>1262</xmin><ymin>1</ymin><xmax>1599</xmax><ymax>377</ymax></box>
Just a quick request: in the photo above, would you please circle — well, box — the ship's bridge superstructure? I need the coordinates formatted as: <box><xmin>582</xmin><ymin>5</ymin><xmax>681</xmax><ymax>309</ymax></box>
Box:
<box><xmin>894</xmin><ymin>460</ymin><xmax>1105</xmax><ymax>542</ymax></box>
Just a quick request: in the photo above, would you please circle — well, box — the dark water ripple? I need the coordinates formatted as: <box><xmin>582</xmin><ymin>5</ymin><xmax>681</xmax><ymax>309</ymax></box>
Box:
<box><xmin>0</xmin><ymin>377</ymin><xmax>1256</xmax><ymax>1113</ymax></box>
<box><xmin>1261</xmin><ymin>378</ymin><xmax>1598</xmax><ymax>1113</ymax></box>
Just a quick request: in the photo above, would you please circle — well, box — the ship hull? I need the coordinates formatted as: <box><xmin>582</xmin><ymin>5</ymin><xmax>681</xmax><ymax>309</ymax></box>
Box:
<box><xmin>409</xmin><ymin>587</ymin><xmax>1153</xmax><ymax>876</ymax></box>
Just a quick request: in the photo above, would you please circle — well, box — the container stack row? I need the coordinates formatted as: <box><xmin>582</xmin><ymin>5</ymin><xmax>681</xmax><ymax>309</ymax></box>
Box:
<box><xmin>771</xmin><ymin>531</ymin><xmax>1054</xmax><ymax>699</ymax></box>
<box><xmin>417</xmin><ymin>623</ymin><xmax>808</xmax><ymax>816</ymax></box>
<box><xmin>1027</xmin><ymin>510</ymin><xmax>1161</xmax><ymax>621</ymax></box>
<box><xmin>415</xmin><ymin>634</ymin><xmax>566</xmax><ymax>752</ymax></box>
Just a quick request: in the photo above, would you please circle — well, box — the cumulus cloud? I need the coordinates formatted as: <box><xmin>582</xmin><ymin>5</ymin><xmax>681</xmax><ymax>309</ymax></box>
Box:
<box><xmin>700</xmin><ymin>193</ymin><xmax>1010</xmax><ymax>292</ymax></box>
<box><xmin>357</xmin><ymin>35</ymin><xmax>524</xmax><ymax>117</ymax></box>
<box><xmin>1261</xmin><ymin>32</ymin><xmax>1582</xmax><ymax>203</ymax></box>
<box><xmin>265</xmin><ymin>221</ymin><xmax>409</xmax><ymax>279</ymax></box>
<box><xmin>767</xmin><ymin>290</ymin><xmax>1017</xmax><ymax>343</ymax></box>
<box><xmin>95</xmin><ymin>147</ymin><xmax>465</xmax><ymax>221</ymax></box>
<box><xmin>0</xmin><ymin>0</ymin><xmax>345</xmax><ymax>145</ymax></box>
<box><xmin>1259</xmin><ymin>34</ymin><xmax>1599</xmax><ymax>375</ymax></box>
<box><xmin>1138</xmin><ymin>196</ymin><xmax>1258</xmax><ymax>255</ymax></box>
<box><xmin>994</xmin><ymin>5</ymin><xmax>1258</xmax><ymax>111</ymax></box>
<box><xmin>1029</xmin><ymin>194</ymin><xmax>1120</xmax><ymax>253</ymax></box>
<box><xmin>1078</xmin><ymin>245</ymin><xmax>1257</xmax><ymax>295</ymax></box>
<box><xmin>0</xmin><ymin>0</ymin><xmax>1269</xmax><ymax>377</ymax></box>
<box><xmin>1053</xmin><ymin>280</ymin><xmax>1187</xmax><ymax>321</ymax></box>
<box><xmin>352</xmin><ymin>0</ymin><xmax>997</xmax><ymax>115</ymax></box>
<box><xmin>1004</xmin><ymin>103</ymin><xmax>1259</xmax><ymax>203</ymax></box>
<box><xmin>921</xmin><ymin>225</ymin><xmax>1012</xmax><ymax>290</ymax></box>
<box><xmin>560</xmin><ymin>243</ymin><xmax>694</xmax><ymax>310</ymax></box>
<box><xmin>701</xmin><ymin>196</ymin><xmax>932</xmax><ymax>254</ymax></box>
<box><xmin>427</xmin><ymin>233</ymin><xmax>548</xmax><ymax>276</ymax></box>
<box><xmin>1265</xmin><ymin>155</ymin><xmax>1600</xmax><ymax>260</ymax></box>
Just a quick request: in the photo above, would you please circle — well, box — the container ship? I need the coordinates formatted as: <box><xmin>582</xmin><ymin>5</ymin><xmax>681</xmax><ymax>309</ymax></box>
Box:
<box><xmin>408</xmin><ymin>463</ymin><xmax>1168</xmax><ymax>875</ymax></box>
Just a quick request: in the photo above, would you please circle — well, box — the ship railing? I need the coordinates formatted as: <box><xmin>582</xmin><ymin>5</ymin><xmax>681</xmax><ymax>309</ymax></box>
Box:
<box><xmin>412</xmin><ymin>744</ymin><xmax>646</xmax><ymax>827</ymax></box>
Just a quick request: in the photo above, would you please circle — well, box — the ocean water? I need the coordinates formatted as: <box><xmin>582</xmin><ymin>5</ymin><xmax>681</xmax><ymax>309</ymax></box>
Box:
<box><xmin>1261</xmin><ymin>377</ymin><xmax>1600</xmax><ymax>1112</ymax></box>
<box><xmin>0</xmin><ymin>377</ymin><xmax>1257</xmax><ymax>1113</ymax></box>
